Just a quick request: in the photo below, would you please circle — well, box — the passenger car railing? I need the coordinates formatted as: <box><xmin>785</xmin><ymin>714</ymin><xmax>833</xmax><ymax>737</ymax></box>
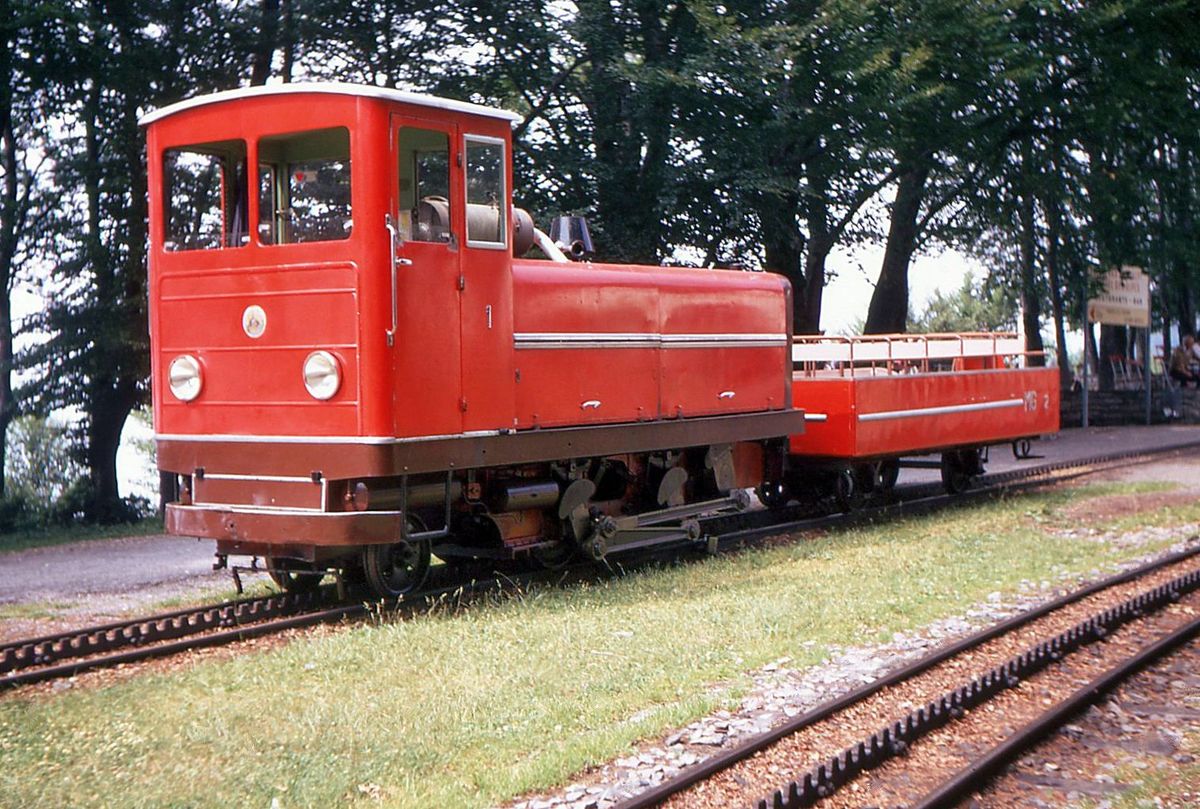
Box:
<box><xmin>791</xmin><ymin>332</ymin><xmax>1048</xmax><ymax>378</ymax></box>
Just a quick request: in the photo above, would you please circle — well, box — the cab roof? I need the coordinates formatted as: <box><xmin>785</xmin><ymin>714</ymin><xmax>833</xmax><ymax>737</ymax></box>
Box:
<box><xmin>139</xmin><ymin>81</ymin><xmax>523</xmax><ymax>127</ymax></box>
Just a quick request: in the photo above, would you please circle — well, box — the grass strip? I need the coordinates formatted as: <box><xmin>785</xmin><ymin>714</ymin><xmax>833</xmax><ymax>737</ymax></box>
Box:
<box><xmin>0</xmin><ymin>482</ymin><xmax>1196</xmax><ymax>809</ymax></box>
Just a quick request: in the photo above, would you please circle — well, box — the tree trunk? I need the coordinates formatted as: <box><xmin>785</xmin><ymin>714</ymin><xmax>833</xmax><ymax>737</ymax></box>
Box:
<box><xmin>865</xmin><ymin>162</ymin><xmax>929</xmax><ymax>334</ymax></box>
<box><xmin>1017</xmin><ymin>188</ymin><xmax>1045</xmax><ymax>366</ymax></box>
<box><xmin>761</xmin><ymin>204</ymin><xmax>807</xmax><ymax>331</ymax></box>
<box><xmin>86</xmin><ymin>383</ymin><xmax>138</xmax><ymax>522</ymax></box>
<box><xmin>250</xmin><ymin>0</ymin><xmax>281</xmax><ymax>86</ymax></box>
<box><xmin>1175</xmin><ymin>263</ymin><xmax>1196</xmax><ymax>337</ymax></box>
<box><xmin>0</xmin><ymin>60</ymin><xmax>20</xmax><ymax>499</ymax></box>
<box><xmin>280</xmin><ymin>0</ymin><xmax>294</xmax><ymax>82</ymax></box>
<box><xmin>577</xmin><ymin>0</ymin><xmax>676</xmax><ymax>264</ymax></box>
<box><xmin>1044</xmin><ymin>198</ymin><xmax>1071</xmax><ymax>387</ymax></box>
<box><xmin>799</xmin><ymin>238</ymin><xmax>834</xmax><ymax>334</ymax></box>
<box><xmin>798</xmin><ymin>167</ymin><xmax>833</xmax><ymax>334</ymax></box>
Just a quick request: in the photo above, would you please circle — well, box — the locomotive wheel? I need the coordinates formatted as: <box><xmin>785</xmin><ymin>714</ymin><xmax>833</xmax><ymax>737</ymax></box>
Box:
<box><xmin>877</xmin><ymin>460</ymin><xmax>900</xmax><ymax>494</ymax></box>
<box><xmin>265</xmin><ymin>557</ymin><xmax>324</xmax><ymax>594</ymax></box>
<box><xmin>756</xmin><ymin>481</ymin><xmax>789</xmax><ymax>509</ymax></box>
<box><xmin>362</xmin><ymin>517</ymin><xmax>431</xmax><ymax>598</ymax></box>
<box><xmin>529</xmin><ymin>539</ymin><xmax>577</xmax><ymax>570</ymax></box>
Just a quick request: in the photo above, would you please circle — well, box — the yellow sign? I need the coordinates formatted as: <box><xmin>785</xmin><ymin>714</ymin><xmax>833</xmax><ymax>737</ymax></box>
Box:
<box><xmin>1087</xmin><ymin>266</ymin><xmax>1150</xmax><ymax>328</ymax></box>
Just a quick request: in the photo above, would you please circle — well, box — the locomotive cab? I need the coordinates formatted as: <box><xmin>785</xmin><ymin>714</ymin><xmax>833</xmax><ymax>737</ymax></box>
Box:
<box><xmin>143</xmin><ymin>83</ymin><xmax>805</xmax><ymax>597</ymax></box>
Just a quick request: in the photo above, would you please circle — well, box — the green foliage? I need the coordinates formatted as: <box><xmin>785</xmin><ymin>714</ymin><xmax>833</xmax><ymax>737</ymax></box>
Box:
<box><xmin>0</xmin><ymin>415</ymin><xmax>82</xmax><ymax>531</ymax></box>
<box><xmin>7</xmin><ymin>0</ymin><xmax>1200</xmax><ymax>514</ymax></box>
<box><xmin>0</xmin><ymin>414</ymin><xmax>153</xmax><ymax>531</ymax></box>
<box><xmin>909</xmin><ymin>274</ymin><xmax>1019</xmax><ymax>334</ymax></box>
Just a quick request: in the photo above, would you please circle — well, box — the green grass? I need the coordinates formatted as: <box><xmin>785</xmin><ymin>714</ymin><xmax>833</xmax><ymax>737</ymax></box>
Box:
<box><xmin>0</xmin><ymin>517</ymin><xmax>164</xmax><ymax>555</ymax></box>
<box><xmin>142</xmin><ymin>578</ymin><xmax>281</xmax><ymax>611</ymax></box>
<box><xmin>0</xmin><ymin>483</ymin><xmax>1195</xmax><ymax>809</ymax></box>
<box><xmin>0</xmin><ymin>601</ymin><xmax>77</xmax><ymax>621</ymax></box>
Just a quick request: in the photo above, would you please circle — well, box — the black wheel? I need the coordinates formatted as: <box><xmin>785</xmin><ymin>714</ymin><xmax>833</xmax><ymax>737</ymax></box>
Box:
<box><xmin>834</xmin><ymin>468</ymin><xmax>857</xmax><ymax>512</ymax></box>
<box><xmin>529</xmin><ymin>539</ymin><xmax>577</xmax><ymax>570</ymax></box>
<box><xmin>361</xmin><ymin>516</ymin><xmax>432</xmax><ymax>598</ymax></box>
<box><xmin>756</xmin><ymin>481</ymin><xmax>789</xmax><ymax>509</ymax></box>
<box><xmin>362</xmin><ymin>539</ymin><xmax>431</xmax><ymax>598</ymax></box>
<box><xmin>1012</xmin><ymin>438</ymin><xmax>1032</xmax><ymax>459</ymax></box>
<box><xmin>940</xmin><ymin>449</ymin><xmax>979</xmax><ymax>495</ymax></box>
<box><xmin>853</xmin><ymin>464</ymin><xmax>877</xmax><ymax>496</ymax></box>
<box><xmin>877</xmin><ymin>459</ymin><xmax>900</xmax><ymax>493</ymax></box>
<box><xmin>265</xmin><ymin>557</ymin><xmax>324</xmax><ymax>594</ymax></box>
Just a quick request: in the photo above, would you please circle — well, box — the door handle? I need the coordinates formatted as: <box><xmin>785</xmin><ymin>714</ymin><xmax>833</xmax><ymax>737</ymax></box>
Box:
<box><xmin>385</xmin><ymin>214</ymin><xmax>399</xmax><ymax>346</ymax></box>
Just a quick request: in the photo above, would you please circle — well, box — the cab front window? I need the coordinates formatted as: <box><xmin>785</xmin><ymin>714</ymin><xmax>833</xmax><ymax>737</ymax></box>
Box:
<box><xmin>257</xmin><ymin>127</ymin><xmax>352</xmax><ymax>245</ymax></box>
<box><xmin>163</xmin><ymin>139</ymin><xmax>248</xmax><ymax>251</ymax></box>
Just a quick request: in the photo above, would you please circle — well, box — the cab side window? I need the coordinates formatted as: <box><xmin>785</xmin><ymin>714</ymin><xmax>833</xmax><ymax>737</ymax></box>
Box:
<box><xmin>397</xmin><ymin>127</ymin><xmax>451</xmax><ymax>243</ymax></box>
<box><xmin>163</xmin><ymin>139</ymin><xmax>248</xmax><ymax>251</ymax></box>
<box><xmin>464</xmin><ymin>136</ymin><xmax>506</xmax><ymax>248</ymax></box>
<box><xmin>257</xmin><ymin>127</ymin><xmax>351</xmax><ymax>245</ymax></box>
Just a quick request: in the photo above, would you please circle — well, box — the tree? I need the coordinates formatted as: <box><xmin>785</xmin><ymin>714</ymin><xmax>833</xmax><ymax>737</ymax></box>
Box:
<box><xmin>854</xmin><ymin>0</ymin><xmax>1038</xmax><ymax>334</ymax></box>
<box><xmin>908</xmin><ymin>274</ymin><xmax>1017</xmax><ymax>334</ymax></box>
<box><xmin>20</xmin><ymin>0</ymin><xmax>266</xmax><ymax>521</ymax></box>
<box><xmin>0</xmin><ymin>2</ymin><xmax>53</xmax><ymax>499</ymax></box>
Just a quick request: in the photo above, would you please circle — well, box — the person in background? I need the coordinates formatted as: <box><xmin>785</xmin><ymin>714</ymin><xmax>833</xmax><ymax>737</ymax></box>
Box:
<box><xmin>1170</xmin><ymin>334</ymin><xmax>1199</xmax><ymax>388</ymax></box>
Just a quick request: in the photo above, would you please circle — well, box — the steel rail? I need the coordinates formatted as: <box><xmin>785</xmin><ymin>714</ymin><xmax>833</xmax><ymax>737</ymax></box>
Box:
<box><xmin>0</xmin><ymin>590</ymin><xmax>324</xmax><ymax>676</ymax></box>
<box><xmin>0</xmin><ymin>572</ymin><xmax>529</xmax><ymax>690</ymax></box>
<box><xmin>3</xmin><ymin>437</ymin><xmax>1198</xmax><ymax>691</ymax></box>
<box><xmin>911</xmin><ymin>613</ymin><xmax>1200</xmax><ymax>809</ymax></box>
<box><xmin>743</xmin><ymin>567</ymin><xmax>1200</xmax><ymax>809</ymax></box>
<box><xmin>609</xmin><ymin>543</ymin><xmax>1200</xmax><ymax>809</ymax></box>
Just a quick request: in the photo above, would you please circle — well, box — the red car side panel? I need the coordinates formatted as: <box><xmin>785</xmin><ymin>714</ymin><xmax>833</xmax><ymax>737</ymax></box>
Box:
<box><xmin>511</xmin><ymin>262</ymin><xmax>661</xmax><ymax>427</ymax></box>
<box><xmin>657</xmin><ymin>270</ymin><xmax>789</xmax><ymax>417</ymax></box>
<box><xmin>789</xmin><ymin>367</ymin><xmax>1060</xmax><ymax>458</ymax></box>
<box><xmin>511</xmin><ymin>261</ymin><xmax>792</xmax><ymax>429</ymax></box>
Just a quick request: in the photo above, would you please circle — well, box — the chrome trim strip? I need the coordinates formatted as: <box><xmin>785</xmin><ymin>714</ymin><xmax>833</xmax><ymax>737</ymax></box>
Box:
<box><xmin>140</xmin><ymin>82</ymin><xmax>521</xmax><ymax>125</ymax></box>
<box><xmin>857</xmin><ymin>398</ymin><xmax>1025</xmax><ymax>423</ymax></box>
<box><xmin>170</xmin><ymin>503</ymin><xmax>403</xmax><ymax>518</ymax></box>
<box><xmin>199</xmin><ymin>473</ymin><xmax>318</xmax><ymax>484</ymax></box>
<box><xmin>660</xmin><ymin>333</ymin><xmax>787</xmax><ymax>345</ymax></box>
<box><xmin>803</xmin><ymin>413</ymin><xmax>828</xmax><ymax>422</ymax></box>
<box><xmin>192</xmin><ymin>500</ymin><xmax>326</xmax><ymax>513</ymax></box>
<box><xmin>155</xmin><ymin>430</ymin><xmax>502</xmax><ymax>445</ymax></box>
<box><xmin>515</xmin><ymin>332</ymin><xmax>658</xmax><ymax>343</ymax></box>
<box><xmin>513</xmin><ymin>332</ymin><xmax>787</xmax><ymax>350</ymax></box>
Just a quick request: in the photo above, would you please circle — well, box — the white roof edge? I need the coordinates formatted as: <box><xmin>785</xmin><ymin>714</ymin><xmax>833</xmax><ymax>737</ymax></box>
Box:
<box><xmin>138</xmin><ymin>81</ymin><xmax>523</xmax><ymax>127</ymax></box>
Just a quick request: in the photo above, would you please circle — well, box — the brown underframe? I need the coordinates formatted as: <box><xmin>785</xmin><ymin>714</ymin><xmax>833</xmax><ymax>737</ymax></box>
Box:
<box><xmin>158</xmin><ymin>408</ymin><xmax>807</xmax><ymax>479</ymax></box>
<box><xmin>161</xmin><ymin>409</ymin><xmax>806</xmax><ymax>551</ymax></box>
<box><xmin>169</xmin><ymin>505</ymin><xmax>404</xmax><ymax>554</ymax></box>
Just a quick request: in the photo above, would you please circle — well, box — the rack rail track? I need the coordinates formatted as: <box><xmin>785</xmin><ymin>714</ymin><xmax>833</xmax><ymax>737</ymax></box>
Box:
<box><xmin>910</xmin><ymin>614</ymin><xmax>1200</xmax><ymax>809</ymax></box>
<box><xmin>3</xmin><ymin>438</ymin><xmax>1198</xmax><ymax>692</ymax></box>
<box><xmin>611</xmin><ymin>546</ymin><xmax>1200</xmax><ymax>809</ymax></box>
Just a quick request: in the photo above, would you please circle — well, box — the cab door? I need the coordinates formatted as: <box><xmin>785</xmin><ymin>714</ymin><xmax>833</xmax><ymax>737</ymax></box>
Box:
<box><xmin>390</xmin><ymin>116</ymin><xmax>463</xmax><ymax>437</ymax></box>
<box><xmin>459</xmin><ymin>133</ymin><xmax>516</xmax><ymax>431</ymax></box>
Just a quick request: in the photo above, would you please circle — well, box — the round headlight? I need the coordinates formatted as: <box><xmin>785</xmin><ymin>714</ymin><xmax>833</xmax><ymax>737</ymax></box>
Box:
<box><xmin>303</xmin><ymin>351</ymin><xmax>341</xmax><ymax>400</ymax></box>
<box><xmin>168</xmin><ymin>355</ymin><xmax>203</xmax><ymax>402</ymax></box>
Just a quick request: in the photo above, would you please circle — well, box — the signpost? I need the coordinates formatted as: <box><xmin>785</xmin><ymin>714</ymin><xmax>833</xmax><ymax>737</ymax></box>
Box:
<box><xmin>1083</xmin><ymin>266</ymin><xmax>1152</xmax><ymax>427</ymax></box>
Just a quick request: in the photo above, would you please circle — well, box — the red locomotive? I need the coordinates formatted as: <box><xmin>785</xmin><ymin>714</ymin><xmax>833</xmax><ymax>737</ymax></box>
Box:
<box><xmin>142</xmin><ymin>83</ymin><xmax>1058</xmax><ymax>598</ymax></box>
<box><xmin>143</xmin><ymin>83</ymin><xmax>803</xmax><ymax>596</ymax></box>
